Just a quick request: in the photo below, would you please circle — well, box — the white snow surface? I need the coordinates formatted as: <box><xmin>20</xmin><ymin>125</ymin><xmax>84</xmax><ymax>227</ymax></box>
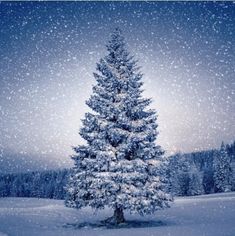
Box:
<box><xmin>0</xmin><ymin>192</ymin><xmax>235</xmax><ymax>236</ymax></box>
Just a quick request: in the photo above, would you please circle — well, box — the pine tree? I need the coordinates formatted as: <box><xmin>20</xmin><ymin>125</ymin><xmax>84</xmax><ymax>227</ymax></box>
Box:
<box><xmin>188</xmin><ymin>165</ymin><xmax>204</xmax><ymax>196</ymax></box>
<box><xmin>213</xmin><ymin>142</ymin><xmax>232</xmax><ymax>193</ymax></box>
<box><xmin>65</xmin><ymin>28</ymin><xmax>172</xmax><ymax>224</ymax></box>
<box><xmin>166</xmin><ymin>153</ymin><xmax>183</xmax><ymax>196</ymax></box>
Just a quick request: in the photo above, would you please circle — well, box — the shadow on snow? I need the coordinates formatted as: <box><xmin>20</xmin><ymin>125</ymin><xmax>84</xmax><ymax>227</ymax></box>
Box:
<box><xmin>63</xmin><ymin>220</ymin><xmax>166</xmax><ymax>230</ymax></box>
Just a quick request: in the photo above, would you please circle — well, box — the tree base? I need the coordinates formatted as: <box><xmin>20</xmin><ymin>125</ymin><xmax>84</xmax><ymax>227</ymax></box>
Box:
<box><xmin>102</xmin><ymin>207</ymin><xmax>125</xmax><ymax>225</ymax></box>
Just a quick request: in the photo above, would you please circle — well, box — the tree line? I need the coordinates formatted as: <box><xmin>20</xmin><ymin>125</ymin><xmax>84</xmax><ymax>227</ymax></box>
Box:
<box><xmin>166</xmin><ymin>141</ymin><xmax>235</xmax><ymax>196</ymax></box>
<box><xmin>0</xmin><ymin>169</ymin><xmax>69</xmax><ymax>199</ymax></box>
<box><xmin>0</xmin><ymin>141</ymin><xmax>234</xmax><ymax>199</ymax></box>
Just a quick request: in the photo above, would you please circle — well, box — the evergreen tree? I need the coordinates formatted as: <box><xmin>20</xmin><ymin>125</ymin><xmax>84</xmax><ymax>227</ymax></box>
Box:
<box><xmin>213</xmin><ymin>142</ymin><xmax>232</xmax><ymax>193</ymax></box>
<box><xmin>166</xmin><ymin>153</ymin><xmax>183</xmax><ymax>196</ymax></box>
<box><xmin>188</xmin><ymin>165</ymin><xmax>204</xmax><ymax>196</ymax></box>
<box><xmin>203</xmin><ymin>168</ymin><xmax>214</xmax><ymax>194</ymax></box>
<box><xmin>65</xmin><ymin>28</ymin><xmax>172</xmax><ymax>224</ymax></box>
<box><xmin>168</xmin><ymin>154</ymin><xmax>190</xmax><ymax>196</ymax></box>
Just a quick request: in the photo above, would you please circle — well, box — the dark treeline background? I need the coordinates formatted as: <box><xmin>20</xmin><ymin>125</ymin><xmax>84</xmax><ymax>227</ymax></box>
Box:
<box><xmin>0</xmin><ymin>169</ymin><xmax>69</xmax><ymax>199</ymax></box>
<box><xmin>166</xmin><ymin>141</ymin><xmax>235</xmax><ymax>196</ymax></box>
<box><xmin>0</xmin><ymin>141</ymin><xmax>234</xmax><ymax>199</ymax></box>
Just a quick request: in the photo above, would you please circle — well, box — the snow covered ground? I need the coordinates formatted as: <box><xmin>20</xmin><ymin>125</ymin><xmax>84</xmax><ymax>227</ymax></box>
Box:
<box><xmin>0</xmin><ymin>192</ymin><xmax>235</xmax><ymax>236</ymax></box>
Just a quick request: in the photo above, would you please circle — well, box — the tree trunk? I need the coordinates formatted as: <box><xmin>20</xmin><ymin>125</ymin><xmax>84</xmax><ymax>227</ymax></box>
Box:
<box><xmin>113</xmin><ymin>207</ymin><xmax>125</xmax><ymax>224</ymax></box>
<box><xmin>103</xmin><ymin>207</ymin><xmax>125</xmax><ymax>225</ymax></box>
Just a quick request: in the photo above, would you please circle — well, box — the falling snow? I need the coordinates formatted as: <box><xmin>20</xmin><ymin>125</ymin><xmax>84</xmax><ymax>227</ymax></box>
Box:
<box><xmin>0</xmin><ymin>1</ymin><xmax>234</xmax><ymax>172</ymax></box>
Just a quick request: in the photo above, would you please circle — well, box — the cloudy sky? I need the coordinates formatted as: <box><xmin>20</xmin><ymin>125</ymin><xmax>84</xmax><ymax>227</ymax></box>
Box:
<box><xmin>0</xmin><ymin>1</ymin><xmax>234</xmax><ymax>172</ymax></box>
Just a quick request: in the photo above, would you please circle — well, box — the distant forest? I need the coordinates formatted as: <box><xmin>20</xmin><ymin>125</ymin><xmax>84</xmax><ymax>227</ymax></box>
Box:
<box><xmin>0</xmin><ymin>169</ymin><xmax>69</xmax><ymax>199</ymax></box>
<box><xmin>166</xmin><ymin>141</ymin><xmax>235</xmax><ymax>196</ymax></box>
<box><xmin>0</xmin><ymin>141</ymin><xmax>234</xmax><ymax>199</ymax></box>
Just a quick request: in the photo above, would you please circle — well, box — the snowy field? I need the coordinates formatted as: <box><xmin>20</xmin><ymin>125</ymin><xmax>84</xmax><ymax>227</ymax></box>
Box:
<box><xmin>0</xmin><ymin>192</ymin><xmax>235</xmax><ymax>236</ymax></box>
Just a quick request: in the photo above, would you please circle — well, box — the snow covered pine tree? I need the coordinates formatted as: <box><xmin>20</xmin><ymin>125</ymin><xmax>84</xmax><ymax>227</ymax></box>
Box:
<box><xmin>65</xmin><ymin>28</ymin><xmax>172</xmax><ymax>224</ymax></box>
<box><xmin>213</xmin><ymin>142</ymin><xmax>233</xmax><ymax>193</ymax></box>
